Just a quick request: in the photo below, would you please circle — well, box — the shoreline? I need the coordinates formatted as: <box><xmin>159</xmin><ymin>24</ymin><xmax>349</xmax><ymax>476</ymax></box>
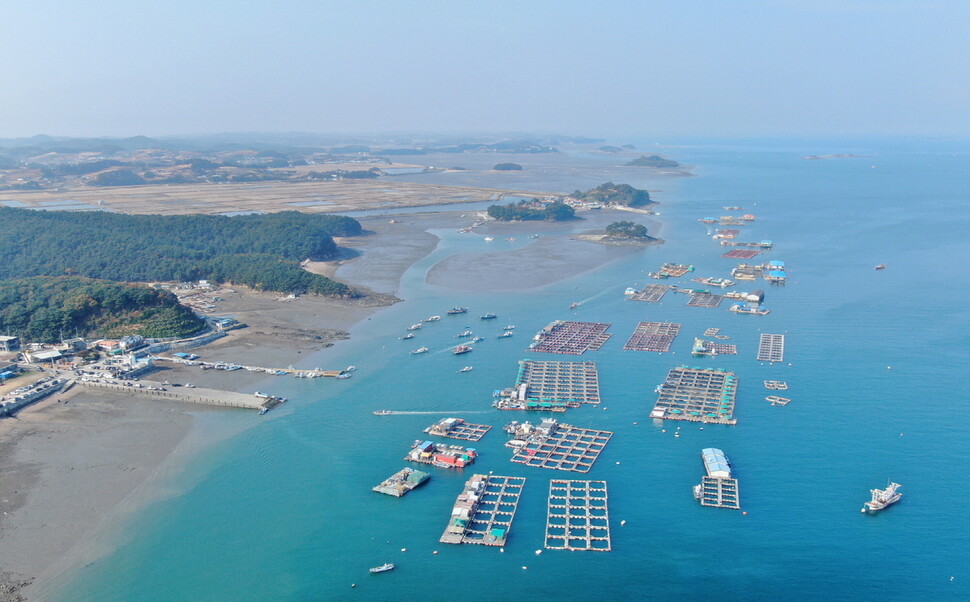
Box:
<box><xmin>1</xmin><ymin>204</ymin><xmax>668</xmax><ymax>600</ymax></box>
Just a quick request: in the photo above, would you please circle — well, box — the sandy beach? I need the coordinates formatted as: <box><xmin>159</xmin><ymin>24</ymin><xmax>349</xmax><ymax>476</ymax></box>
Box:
<box><xmin>0</xmin><ymin>205</ymin><xmax>664</xmax><ymax>600</ymax></box>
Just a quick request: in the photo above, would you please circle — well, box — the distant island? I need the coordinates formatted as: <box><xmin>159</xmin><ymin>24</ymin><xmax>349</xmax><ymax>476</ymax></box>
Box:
<box><xmin>573</xmin><ymin>220</ymin><xmax>661</xmax><ymax>247</ymax></box>
<box><xmin>492</xmin><ymin>162</ymin><xmax>523</xmax><ymax>171</ymax></box>
<box><xmin>802</xmin><ymin>154</ymin><xmax>863</xmax><ymax>160</ymax></box>
<box><xmin>486</xmin><ymin>199</ymin><xmax>575</xmax><ymax>221</ymax></box>
<box><xmin>570</xmin><ymin>182</ymin><xmax>656</xmax><ymax>208</ymax></box>
<box><xmin>624</xmin><ymin>154</ymin><xmax>681</xmax><ymax>168</ymax></box>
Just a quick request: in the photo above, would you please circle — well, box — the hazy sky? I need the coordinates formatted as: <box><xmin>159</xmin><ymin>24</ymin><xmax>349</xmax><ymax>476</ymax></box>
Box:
<box><xmin>2</xmin><ymin>0</ymin><xmax>968</xmax><ymax>138</ymax></box>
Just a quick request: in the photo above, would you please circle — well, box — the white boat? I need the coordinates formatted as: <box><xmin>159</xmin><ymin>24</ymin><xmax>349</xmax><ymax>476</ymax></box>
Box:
<box><xmin>407</xmin><ymin>323</ymin><xmax>423</xmax><ymax>331</ymax></box>
<box><xmin>862</xmin><ymin>482</ymin><xmax>902</xmax><ymax>513</ymax></box>
<box><xmin>458</xmin><ymin>366</ymin><xmax>473</xmax><ymax>373</ymax></box>
<box><xmin>497</xmin><ymin>331</ymin><xmax>514</xmax><ymax>338</ymax></box>
<box><xmin>369</xmin><ymin>563</ymin><xmax>395</xmax><ymax>573</ymax></box>
<box><xmin>424</xmin><ymin>316</ymin><xmax>441</xmax><ymax>322</ymax></box>
<box><xmin>410</xmin><ymin>347</ymin><xmax>429</xmax><ymax>355</ymax></box>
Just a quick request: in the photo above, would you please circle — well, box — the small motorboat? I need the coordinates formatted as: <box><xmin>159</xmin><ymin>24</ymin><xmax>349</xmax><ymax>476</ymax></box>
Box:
<box><xmin>874</xmin><ymin>264</ymin><xmax>886</xmax><ymax>270</ymax></box>
<box><xmin>410</xmin><ymin>347</ymin><xmax>429</xmax><ymax>355</ymax></box>
<box><xmin>373</xmin><ymin>410</ymin><xmax>393</xmax><ymax>416</ymax></box>
<box><xmin>458</xmin><ymin>366</ymin><xmax>473</xmax><ymax>373</ymax></box>
<box><xmin>401</xmin><ymin>333</ymin><xmax>415</xmax><ymax>340</ymax></box>
<box><xmin>369</xmin><ymin>563</ymin><xmax>395</xmax><ymax>573</ymax></box>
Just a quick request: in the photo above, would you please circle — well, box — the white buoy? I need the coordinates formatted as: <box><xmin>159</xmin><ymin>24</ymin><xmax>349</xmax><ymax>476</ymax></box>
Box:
<box><xmin>616</xmin><ymin>461</ymin><xmax>621</xmax><ymax>465</ymax></box>
<box><xmin>401</xmin><ymin>548</ymin><xmax>407</xmax><ymax>552</ymax></box>
<box><xmin>522</xmin><ymin>566</ymin><xmax>528</xmax><ymax>570</ymax></box>
<box><xmin>620</xmin><ymin>520</ymin><xmax>626</xmax><ymax>526</ymax></box>
<box><xmin>535</xmin><ymin>549</ymin><xmax>542</xmax><ymax>555</ymax></box>
<box><xmin>433</xmin><ymin>550</ymin><xmax>438</xmax><ymax>555</ymax></box>
<box><xmin>500</xmin><ymin>548</ymin><xmax>505</xmax><ymax>553</ymax></box>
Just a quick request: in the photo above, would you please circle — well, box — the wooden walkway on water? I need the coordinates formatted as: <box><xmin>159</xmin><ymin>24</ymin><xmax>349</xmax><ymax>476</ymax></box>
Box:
<box><xmin>439</xmin><ymin>474</ymin><xmax>526</xmax><ymax>546</ymax></box>
<box><xmin>624</xmin><ymin>322</ymin><xmax>681</xmax><ymax>352</ymax></box>
<box><xmin>757</xmin><ymin>333</ymin><xmax>785</xmax><ymax>362</ymax></box>
<box><xmin>544</xmin><ymin>480</ymin><xmax>611</xmax><ymax>552</ymax></box>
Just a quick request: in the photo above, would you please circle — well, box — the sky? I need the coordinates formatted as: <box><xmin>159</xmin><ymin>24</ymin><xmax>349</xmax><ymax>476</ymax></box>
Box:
<box><xmin>1</xmin><ymin>0</ymin><xmax>968</xmax><ymax>139</ymax></box>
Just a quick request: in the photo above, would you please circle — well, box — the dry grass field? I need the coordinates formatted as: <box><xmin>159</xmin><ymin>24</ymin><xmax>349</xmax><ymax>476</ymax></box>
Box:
<box><xmin>0</xmin><ymin>179</ymin><xmax>554</xmax><ymax>215</ymax></box>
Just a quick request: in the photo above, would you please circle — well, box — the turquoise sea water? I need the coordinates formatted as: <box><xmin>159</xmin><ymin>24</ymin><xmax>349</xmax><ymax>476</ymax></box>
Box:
<box><xmin>57</xmin><ymin>139</ymin><xmax>970</xmax><ymax>600</ymax></box>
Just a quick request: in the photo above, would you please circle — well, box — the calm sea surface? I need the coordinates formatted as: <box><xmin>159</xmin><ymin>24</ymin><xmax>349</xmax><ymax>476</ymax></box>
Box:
<box><xmin>57</xmin><ymin>139</ymin><xmax>970</xmax><ymax>600</ymax></box>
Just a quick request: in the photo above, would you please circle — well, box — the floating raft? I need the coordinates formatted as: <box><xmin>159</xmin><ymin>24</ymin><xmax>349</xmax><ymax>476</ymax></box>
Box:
<box><xmin>627</xmin><ymin>283</ymin><xmax>674</xmax><ymax>302</ymax></box>
<box><xmin>722</xmin><ymin>249</ymin><xmax>760</xmax><ymax>259</ymax></box>
<box><xmin>687</xmin><ymin>292</ymin><xmax>723</xmax><ymax>308</ymax></box>
<box><xmin>695</xmin><ymin>448</ymin><xmax>740</xmax><ymax>509</ymax></box>
<box><xmin>763</xmin><ymin>380</ymin><xmax>789</xmax><ymax>390</ymax></box>
<box><xmin>544</xmin><ymin>480</ymin><xmax>611</xmax><ymax>552</ymax></box>
<box><xmin>765</xmin><ymin>395</ymin><xmax>791</xmax><ymax>406</ymax></box>
<box><xmin>715</xmin><ymin>228</ymin><xmax>740</xmax><ymax>238</ymax></box>
<box><xmin>493</xmin><ymin>360</ymin><xmax>601</xmax><ymax>412</ymax></box>
<box><xmin>624</xmin><ymin>321</ymin><xmax>681</xmax><ymax>352</ymax></box>
<box><xmin>439</xmin><ymin>474</ymin><xmax>526</xmax><ymax>546</ymax></box>
<box><xmin>508</xmin><ymin>420</ymin><xmax>613</xmax><ymax>473</ymax></box>
<box><xmin>424</xmin><ymin>417</ymin><xmax>492</xmax><ymax>442</ymax></box>
<box><xmin>757</xmin><ymin>333</ymin><xmax>785</xmax><ymax>362</ymax></box>
<box><xmin>651</xmin><ymin>366</ymin><xmax>738</xmax><ymax>425</ymax></box>
<box><xmin>372</xmin><ymin>467</ymin><xmax>430</xmax><ymax>497</ymax></box>
<box><xmin>649</xmin><ymin>263</ymin><xmax>694</xmax><ymax>278</ymax></box>
<box><xmin>703</xmin><ymin>327</ymin><xmax>721</xmax><ymax>336</ymax></box>
<box><xmin>531</xmin><ymin>321</ymin><xmax>612</xmax><ymax>355</ymax></box>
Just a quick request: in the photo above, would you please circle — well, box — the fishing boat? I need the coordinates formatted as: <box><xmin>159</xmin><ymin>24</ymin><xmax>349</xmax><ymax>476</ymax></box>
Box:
<box><xmin>480</xmin><ymin>313</ymin><xmax>497</xmax><ymax>320</ymax></box>
<box><xmin>569</xmin><ymin>302</ymin><xmax>579</xmax><ymax>309</ymax></box>
<box><xmin>410</xmin><ymin>347</ymin><xmax>429</xmax><ymax>355</ymax></box>
<box><xmin>861</xmin><ymin>482</ymin><xmax>902</xmax><ymax>513</ymax></box>
<box><xmin>874</xmin><ymin>264</ymin><xmax>886</xmax><ymax>270</ymax></box>
<box><xmin>453</xmin><ymin>345</ymin><xmax>473</xmax><ymax>355</ymax></box>
<box><xmin>401</xmin><ymin>333</ymin><xmax>415</xmax><ymax>340</ymax></box>
<box><xmin>373</xmin><ymin>409</ymin><xmax>393</xmax><ymax>416</ymax></box>
<box><xmin>497</xmin><ymin>331</ymin><xmax>514</xmax><ymax>338</ymax></box>
<box><xmin>456</xmin><ymin>331</ymin><xmax>473</xmax><ymax>338</ymax></box>
<box><xmin>504</xmin><ymin>325</ymin><xmax>515</xmax><ymax>330</ymax></box>
<box><xmin>458</xmin><ymin>366</ymin><xmax>473</xmax><ymax>373</ymax></box>
<box><xmin>407</xmin><ymin>323</ymin><xmax>423</xmax><ymax>331</ymax></box>
<box><xmin>369</xmin><ymin>563</ymin><xmax>395</xmax><ymax>573</ymax></box>
<box><xmin>471</xmin><ymin>336</ymin><xmax>485</xmax><ymax>343</ymax></box>
<box><xmin>424</xmin><ymin>315</ymin><xmax>441</xmax><ymax>322</ymax></box>
<box><xmin>447</xmin><ymin>307</ymin><xmax>468</xmax><ymax>315</ymax></box>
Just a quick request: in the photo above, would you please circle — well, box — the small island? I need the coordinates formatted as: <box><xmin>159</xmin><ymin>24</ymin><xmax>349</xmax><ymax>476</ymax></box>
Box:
<box><xmin>624</xmin><ymin>154</ymin><xmax>681</xmax><ymax>169</ymax></box>
<box><xmin>570</xmin><ymin>182</ymin><xmax>656</xmax><ymax>208</ymax></box>
<box><xmin>492</xmin><ymin>162</ymin><xmax>523</xmax><ymax>171</ymax></box>
<box><xmin>486</xmin><ymin>199</ymin><xmax>575</xmax><ymax>221</ymax></box>
<box><xmin>573</xmin><ymin>221</ymin><xmax>661</xmax><ymax>247</ymax></box>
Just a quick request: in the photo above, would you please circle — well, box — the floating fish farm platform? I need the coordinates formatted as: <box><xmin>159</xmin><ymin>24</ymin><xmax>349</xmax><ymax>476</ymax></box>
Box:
<box><xmin>506</xmin><ymin>419</ymin><xmax>613</xmax><ymax>473</ymax></box>
<box><xmin>722</xmin><ymin>249</ymin><xmax>761</xmax><ymax>259</ymax></box>
<box><xmin>624</xmin><ymin>321</ymin><xmax>682</xmax><ymax>352</ymax></box>
<box><xmin>648</xmin><ymin>263</ymin><xmax>694</xmax><ymax>278</ymax></box>
<box><xmin>757</xmin><ymin>333</ymin><xmax>785</xmax><ymax>362</ymax></box>
<box><xmin>687</xmin><ymin>292</ymin><xmax>723</xmax><ymax>308</ymax></box>
<box><xmin>626</xmin><ymin>283</ymin><xmax>674</xmax><ymax>302</ymax></box>
<box><xmin>763</xmin><ymin>380</ymin><xmax>788</xmax><ymax>390</ymax></box>
<box><xmin>694</xmin><ymin>448</ymin><xmax>740</xmax><ymax>509</ymax></box>
<box><xmin>372</xmin><ymin>467</ymin><xmax>430</xmax><ymax>497</ymax></box>
<box><xmin>544</xmin><ymin>480</ymin><xmax>611</xmax><ymax>552</ymax></box>
<box><xmin>765</xmin><ymin>395</ymin><xmax>791</xmax><ymax>406</ymax></box>
<box><xmin>439</xmin><ymin>474</ymin><xmax>526</xmax><ymax>546</ymax></box>
<box><xmin>651</xmin><ymin>366</ymin><xmax>738</xmax><ymax>425</ymax></box>
<box><xmin>530</xmin><ymin>321</ymin><xmax>613</xmax><ymax>355</ymax></box>
<box><xmin>493</xmin><ymin>360</ymin><xmax>601</xmax><ymax>412</ymax></box>
<box><xmin>424</xmin><ymin>417</ymin><xmax>492</xmax><ymax>442</ymax></box>
<box><xmin>405</xmin><ymin>440</ymin><xmax>477</xmax><ymax>469</ymax></box>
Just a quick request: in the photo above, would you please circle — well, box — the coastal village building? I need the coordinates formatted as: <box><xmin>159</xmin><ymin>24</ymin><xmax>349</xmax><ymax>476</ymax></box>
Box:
<box><xmin>0</xmin><ymin>335</ymin><xmax>20</xmax><ymax>352</ymax></box>
<box><xmin>25</xmin><ymin>349</ymin><xmax>62</xmax><ymax>364</ymax></box>
<box><xmin>0</xmin><ymin>362</ymin><xmax>20</xmax><ymax>381</ymax></box>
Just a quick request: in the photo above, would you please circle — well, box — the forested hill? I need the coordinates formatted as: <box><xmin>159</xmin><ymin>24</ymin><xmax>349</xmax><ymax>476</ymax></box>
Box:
<box><xmin>0</xmin><ymin>208</ymin><xmax>361</xmax><ymax>296</ymax></box>
<box><xmin>0</xmin><ymin>276</ymin><xmax>206</xmax><ymax>343</ymax></box>
<box><xmin>571</xmin><ymin>182</ymin><xmax>655</xmax><ymax>207</ymax></box>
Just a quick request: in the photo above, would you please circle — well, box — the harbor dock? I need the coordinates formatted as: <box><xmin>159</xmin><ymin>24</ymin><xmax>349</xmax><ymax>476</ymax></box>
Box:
<box><xmin>424</xmin><ymin>417</ymin><xmax>492</xmax><ymax>442</ymax></box>
<box><xmin>530</xmin><ymin>321</ymin><xmax>612</xmax><ymax>355</ymax></box>
<box><xmin>544</xmin><ymin>480</ymin><xmax>611</xmax><ymax>552</ymax></box>
<box><xmin>493</xmin><ymin>359</ymin><xmax>601</xmax><ymax>413</ymax></box>
<box><xmin>405</xmin><ymin>440</ymin><xmax>477</xmax><ymax>469</ymax></box>
<box><xmin>372</xmin><ymin>467</ymin><xmax>430</xmax><ymax>497</ymax></box>
<box><xmin>651</xmin><ymin>366</ymin><xmax>738</xmax><ymax>425</ymax></box>
<box><xmin>77</xmin><ymin>379</ymin><xmax>283</xmax><ymax>412</ymax></box>
<box><xmin>694</xmin><ymin>448</ymin><xmax>741</xmax><ymax>509</ymax></box>
<box><xmin>439</xmin><ymin>474</ymin><xmax>526</xmax><ymax>546</ymax></box>
<box><xmin>154</xmin><ymin>354</ymin><xmax>350</xmax><ymax>379</ymax></box>
<box><xmin>505</xmin><ymin>418</ymin><xmax>613</xmax><ymax>473</ymax></box>
<box><xmin>624</xmin><ymin>322</ymin><xmax>681</xmax><ymax>352</ymax></box>
<box><xmin>757</xmin><ymin>334</ymin><xmax>785</xmax><ymax>362</ymax></box>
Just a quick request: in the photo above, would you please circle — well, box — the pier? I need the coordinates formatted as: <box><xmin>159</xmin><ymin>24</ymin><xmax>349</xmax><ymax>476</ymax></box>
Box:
<box><xmin>722</xmin><ymin>249</ymin><xmax>760</xmax><ymax>259</ymax></box>
<box><xmin>424</xmin><ymin>417</ymin><xmax>492</xmax><ymax>442</ymax></box>
<box><xmin>757</xmin><ymin>333</ymin><xmax>785</xmax><ymax>362</ymax></box>
<box><xmin>439</xmin><ymin>474</ymin><xmax>526</xmax><ymax>546</ymax></box>
<box><xmin>624</xmin><ymin>322</ymin><xmax>681</xmax><ymax>352</ymax></box>
<box><xmin>687</xmin><ymin>292</ymin><xmax>723</xmax><ymax>308</ymax></box>
<box><xmin>153</xmin><ymin>355</ymin><xmax>349</xmax><ymax>379</ymax></box>
<box><xmin>544</xmin><ymin>480</ymin><xmax>611</xmax><ymax>552</ymax></box>
<box><xmin>506</xmin><ymin>419</ymin><xmax>613</xmax><ymax>473</ymax></box>
<box><xmin>626</xmin><ymin>283</ymin><xmax>673</xmax><ymax>302</ymax></box>
<box><xmin>530</xmin><ymin>321</ymin><xmax>612</xmax><ymax>355</ymax></box>
<box><xmin>650</xmin><ymin>366</ymin><xmax>738</xmax><ymax>425</ymax></box>
<box><xmin>76</xmin><ymin>379</ymin><xmax>279</xmax><ymax>411</ymax></box>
